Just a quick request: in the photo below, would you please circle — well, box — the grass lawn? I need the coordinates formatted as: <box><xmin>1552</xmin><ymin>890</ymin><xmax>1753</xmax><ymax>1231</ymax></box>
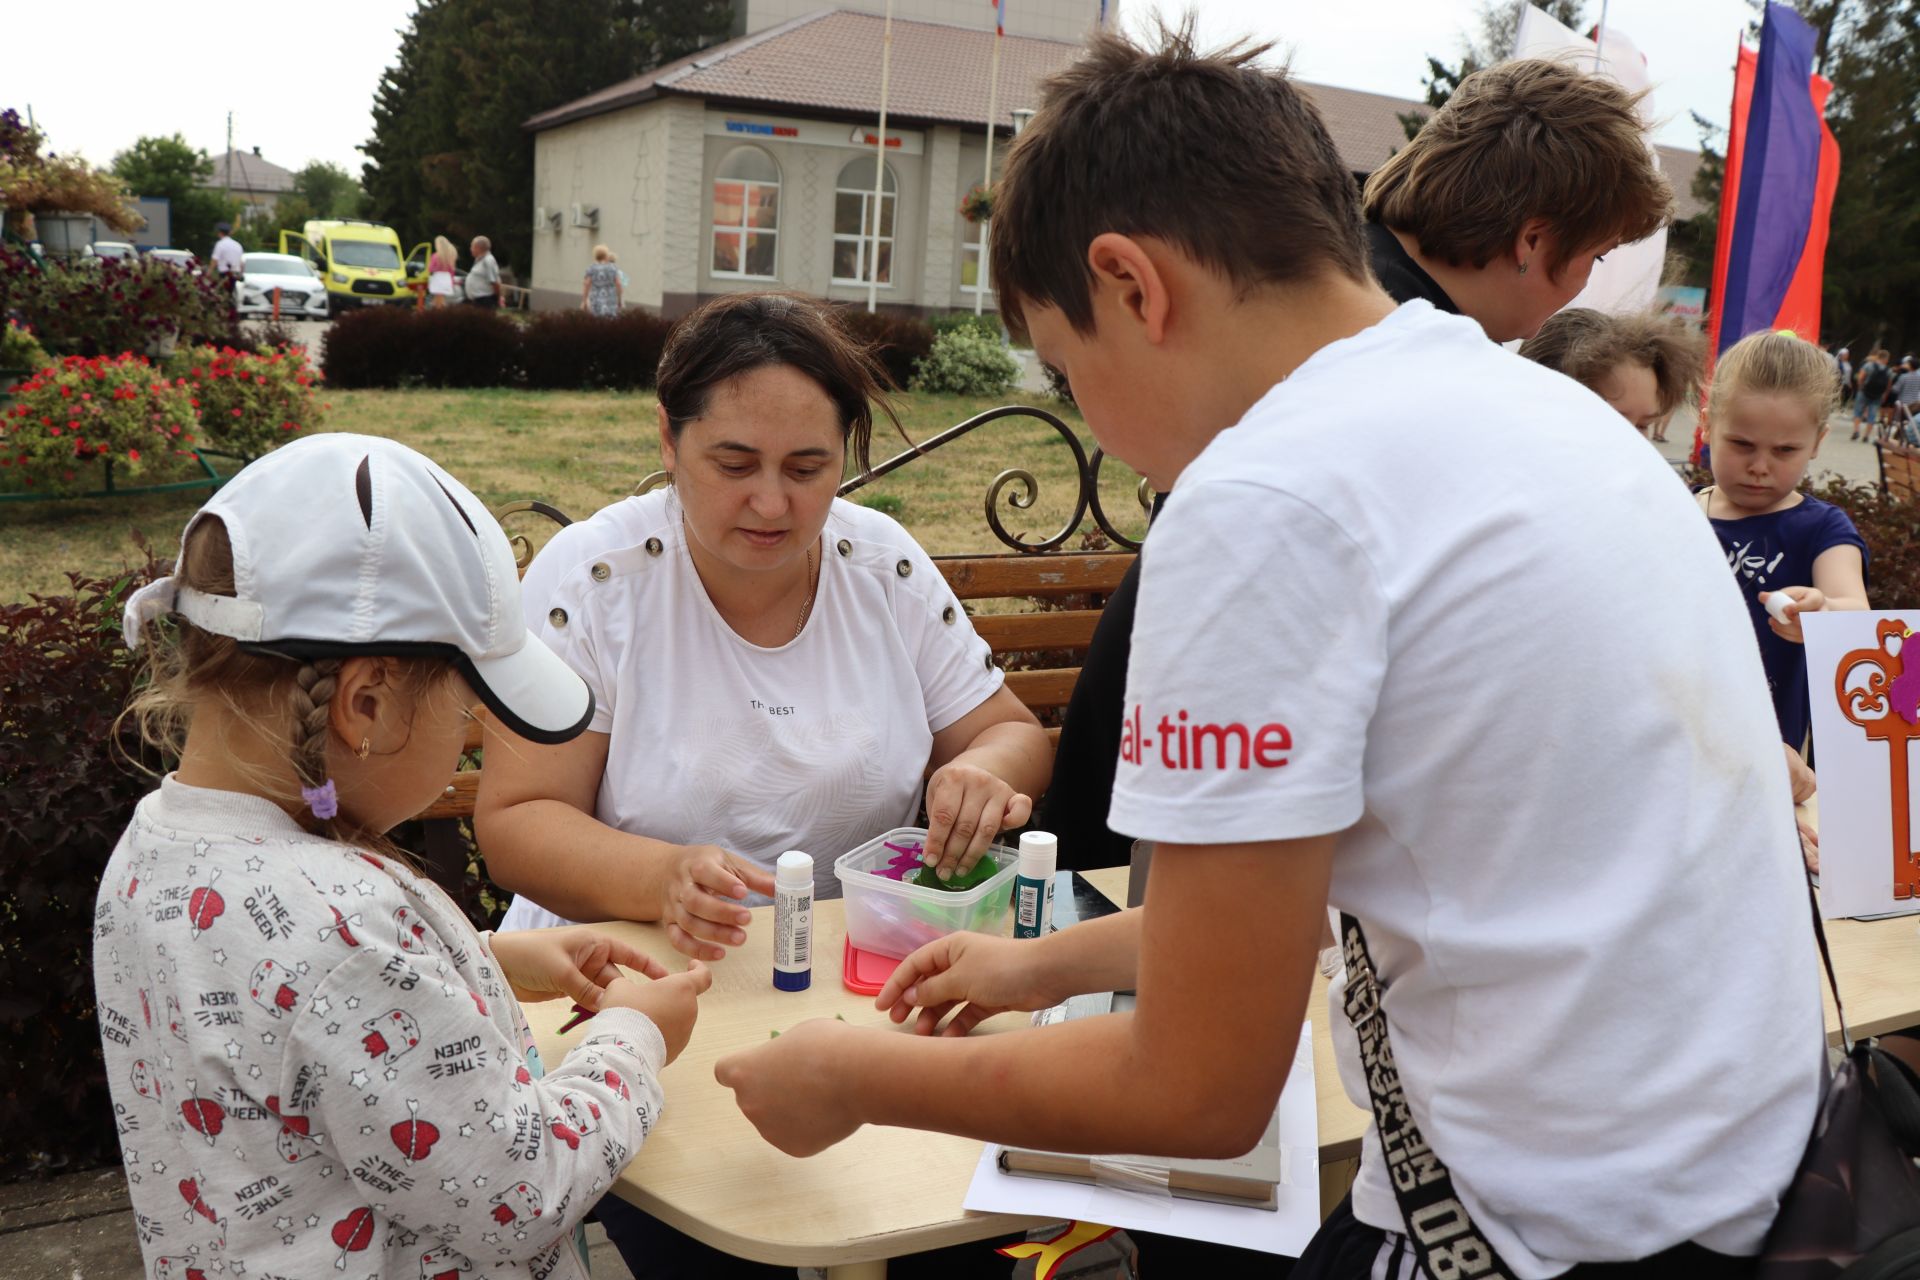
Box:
<box><xmin>0</xmin><ymin>389</ymin><xmax>1149</xmax><ymax>604</ymax></box>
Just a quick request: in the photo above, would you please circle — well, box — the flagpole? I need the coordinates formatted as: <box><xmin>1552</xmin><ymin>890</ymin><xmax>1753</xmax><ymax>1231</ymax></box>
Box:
<box><xmin>974</xmin><ymin>17</ymin><xmax>1003</xmax><ymax>317</ymax></box>
<box><xmin>867</xmin><ymin>0</ymin><xmax>895</xmax><ymax>313</ymax></box>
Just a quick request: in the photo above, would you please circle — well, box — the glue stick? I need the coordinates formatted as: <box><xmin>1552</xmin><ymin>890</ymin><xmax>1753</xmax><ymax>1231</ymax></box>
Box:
<box><xmin>1765</xmin><ymin>592</ymin><xmax>1797</xmax><ymax>626</ymax></box>
<box><xmin>1012</xmin><ymin>832</ymin><xmax>1057</xmax><ymax>939</ymax></box>
<box><xmin>773</xmin><ymin>851</ymin><xmax>813</xmax><ymax>991</ymax></box>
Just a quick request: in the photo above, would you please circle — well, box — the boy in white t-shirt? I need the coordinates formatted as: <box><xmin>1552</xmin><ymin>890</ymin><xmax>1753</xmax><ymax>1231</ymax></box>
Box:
<box><xmin>715</xmin><ymin>26</ymin><xmax>1825</xmax><ymax>1278</ymax></box>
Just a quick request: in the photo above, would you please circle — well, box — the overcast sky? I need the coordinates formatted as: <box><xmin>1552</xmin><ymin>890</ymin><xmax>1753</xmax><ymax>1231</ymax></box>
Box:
<box><xmin>4</xmin><ymin>0</ymin><xmax>1751</xmax><ymax>179</ymax></box>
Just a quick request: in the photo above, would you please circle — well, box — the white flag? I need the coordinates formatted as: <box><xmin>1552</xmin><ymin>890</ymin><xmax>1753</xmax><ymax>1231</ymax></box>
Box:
<box><xmin>1511</xmin><ymin>7</ymin><xmax>1670</xmax><ymax>318</ymax></box>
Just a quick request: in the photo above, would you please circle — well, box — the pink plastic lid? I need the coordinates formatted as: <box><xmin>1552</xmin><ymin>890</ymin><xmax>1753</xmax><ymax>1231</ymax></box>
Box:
<box><xmin>842</xmin><ymin>936</ymin><xmax>902</xmax><ymax>995</ymax></box>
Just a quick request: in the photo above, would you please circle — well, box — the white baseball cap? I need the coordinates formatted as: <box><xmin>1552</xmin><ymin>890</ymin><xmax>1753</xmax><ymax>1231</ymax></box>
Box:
<box><xmin>122</xmin><ymin>433</ymin><xmax>592</xmax><ymax>743</ymax></box>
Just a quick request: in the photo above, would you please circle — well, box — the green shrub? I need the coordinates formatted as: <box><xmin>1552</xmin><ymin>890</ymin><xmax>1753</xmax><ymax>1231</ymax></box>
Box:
<box><xmin>928</xmin><ymin>312</ymin><xmax>1002</xmax><ymax>343</ymax></box>
<box><xmin>0</xmin><ymin>553</ymin><xmax>174</xmax><ymax>1177</ymax></box>
<box><xmin>910</xmin><ymin>328</ymin><xmax>1020</xmax><ymax>397</ymax></box>
<box><xmin>1</xmin><ymin>319</ymin><xmax>50</xmax><ymax>373</ymax></box>
<box><xmin>1815</xmin><ymin>473</ymin><xmax>1920</xmax><ymax>607</ymax></box>
<box><xmin>520</xmin><ymin>309</ymin><xmax>674</xmax><ymax>390</ymax></box>
<box><xmin>835</xmin><ymin>307</ymin><xmax>935</xmax><ymax>391</ymax></box>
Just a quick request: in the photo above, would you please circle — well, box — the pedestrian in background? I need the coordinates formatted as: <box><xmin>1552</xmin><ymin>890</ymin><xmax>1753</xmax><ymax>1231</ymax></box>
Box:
<box><xmin>428</xmin><ymin>235</ymin><xmax>458</xmax><ymax>307</ymax></box>
<box><xmin>210</xmin><ymin>222</ymin><xmax>244</xmax><ymax>290</ymax></box>
<box><xmin>582</xmin><ymin>243</ymin><xmax>622</xmax><ymax>316</ymax></box>
<box><xmin>465</xmin><ymin>235</ymin><xmax>503</xmax><ymax>309</ymax></box>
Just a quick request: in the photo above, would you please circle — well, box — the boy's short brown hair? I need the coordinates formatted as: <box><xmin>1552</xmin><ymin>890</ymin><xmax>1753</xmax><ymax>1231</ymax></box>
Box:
<box><xmin>990</xmin><ymin>22</ymin><xmax>1368</xmax><ymax>334</ymax></box>
<box><xmin>1364</xmin><ymin>59</ymin><xmax>1672</xmax><ymax>280</ymax></box>
<box><xmin>1519</xmin><ymin>308</ymin><xmax>1706</xmax><ymax>417</ymax></box>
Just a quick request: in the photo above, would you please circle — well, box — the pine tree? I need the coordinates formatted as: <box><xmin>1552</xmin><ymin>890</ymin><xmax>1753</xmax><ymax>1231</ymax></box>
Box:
<box><xmin>361</xmin><ymin>0</ymin><xmax>732</xmax><ymax>277</ymax></box>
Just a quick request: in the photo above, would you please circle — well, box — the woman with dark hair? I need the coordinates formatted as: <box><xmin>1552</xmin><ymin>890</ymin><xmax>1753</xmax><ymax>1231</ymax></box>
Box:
<box><xmin>476</xmin><ymin>290</ymin><xmax>1050</xmax><ymax>1277</ymax></box>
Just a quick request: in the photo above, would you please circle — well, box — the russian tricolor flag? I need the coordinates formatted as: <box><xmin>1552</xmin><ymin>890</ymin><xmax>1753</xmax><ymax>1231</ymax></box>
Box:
<box><xmin>1707</xmin><ymin>2</ymin><xmax>1842</xmax><ymax>359</ymax></box>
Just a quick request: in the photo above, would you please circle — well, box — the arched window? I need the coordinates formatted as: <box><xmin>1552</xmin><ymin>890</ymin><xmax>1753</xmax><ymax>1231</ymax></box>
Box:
<box><xmin>712</xmin><ymin>146</ymin><xmax>780</xmax><ymax>278</ymax></box>
<box><xmin>832</xmin><ymin>157</ymin><xmax>897</xmax><ymax>286</ymax></box>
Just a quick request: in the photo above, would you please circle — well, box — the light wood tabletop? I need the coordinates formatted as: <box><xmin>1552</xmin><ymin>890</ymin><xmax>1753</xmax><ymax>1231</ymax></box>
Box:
<box><xmin>524</xmin><ymin>866</ymin><xmax>1362</xmax><ymax>1271</ymax></box>
<box><xmin>524</xmin><ymin>849</ymin><xmax>1919</xmax><ymax>1273</ymax></box>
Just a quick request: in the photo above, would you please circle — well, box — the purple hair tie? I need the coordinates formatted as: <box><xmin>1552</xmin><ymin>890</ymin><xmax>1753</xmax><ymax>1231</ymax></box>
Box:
<box><xmin>301</xmin><ymin>779</ymin><xmax>339</xmax><ymax>820</ymax></box>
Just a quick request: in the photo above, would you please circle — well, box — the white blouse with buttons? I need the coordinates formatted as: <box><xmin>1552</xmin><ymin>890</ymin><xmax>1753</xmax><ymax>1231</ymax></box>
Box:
<box><xmin>498</xmin><ymin>489</ymin><xmax>1004</xmax><ymax>926</ymax></box>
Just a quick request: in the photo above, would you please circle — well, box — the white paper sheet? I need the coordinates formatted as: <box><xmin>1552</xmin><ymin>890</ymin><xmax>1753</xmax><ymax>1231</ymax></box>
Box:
<box><xmin>961</xmin><ymin>1022</ymin><xmax>1320</xmax><ymax>1257</ymax></box>
<box><xmin>1805</xmin><ymin>611</ymin><xmax>1920</xmax><ymax>919</ymax></box>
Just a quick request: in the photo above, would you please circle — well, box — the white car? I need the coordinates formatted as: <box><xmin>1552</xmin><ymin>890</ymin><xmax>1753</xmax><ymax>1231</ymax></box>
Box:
<box><xmin>237</xmin><ymin>252</ymin><xmax>331</xmax><ymax>320</ymax></box>
<box><xmin>147</xmin><ymin>248</ymin><xmax>199</xmax><ymax>270</ymax></box>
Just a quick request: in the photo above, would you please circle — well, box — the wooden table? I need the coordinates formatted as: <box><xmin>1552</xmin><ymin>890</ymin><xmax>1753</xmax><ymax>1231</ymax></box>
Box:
<box><xmin>525</xmin><ymin>866</ymin><xmax>1366</xmax><ymax>1276</ymax></box>
<box><xmin>526</xmin><ymin>858</ymin><xmax>1919</xmax><ymax>1277</ymax></box>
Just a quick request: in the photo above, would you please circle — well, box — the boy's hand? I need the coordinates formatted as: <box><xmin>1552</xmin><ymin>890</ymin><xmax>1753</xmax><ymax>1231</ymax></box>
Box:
<box><xmin>922</xmin><ymin>762</ymin><xmax>1031</xmax><ymax>880</ymax></box>
<box><xmin>662</xmin><ymin>844</ymin><xmax>778</xmax><ymax>962</ymax></box>
<box><xmin>1760</xmin><ymin>587</ymin><xmax>1825</xmax><ymax>644</ymax></box>
<box><xmin>715</xmin><ymin>1019</ymin><xmax>866</xmax><ymax>1155</ymax></box>
<box><xmin>492</xmin><ymin>926</ymin><xmax>664</xmax><ymax>1008</ymax></box>
<box><xmin>1783</xmin><ymin>745</ymin><xmax>1817</xmax><ymax>805</ymax></box>
<box><xmin>1798</xmin><ymin>819</ymin><xmax>1821</xmax><ymax>875</ymax></box>
<box><xmin>601</xmin><ymin>963</ymin><xmax>712</xmax><ymax>1064</ymax></box>
<box><xmin>875</xmin><ymin>932</ymin><xmax>1052</xmax><ymax>1037</ymax></box>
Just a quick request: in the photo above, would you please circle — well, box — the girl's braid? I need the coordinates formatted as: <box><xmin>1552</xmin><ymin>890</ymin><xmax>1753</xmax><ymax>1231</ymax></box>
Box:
<box><xmin>289</xmin><ymin>658</ymin><xmax>343</xmax><ymax>804</ymax></box>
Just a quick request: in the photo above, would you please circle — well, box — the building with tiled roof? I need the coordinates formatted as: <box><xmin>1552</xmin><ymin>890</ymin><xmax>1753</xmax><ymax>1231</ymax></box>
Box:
<box><xmin>199</xmin><ymin>147</ymin><xmax>299</xmax><ymax>212</ymax></box>
<box><xmin>524</xmin><ymin>6</ymin><xmax>1704</xmax><ymax>314</ymax></box>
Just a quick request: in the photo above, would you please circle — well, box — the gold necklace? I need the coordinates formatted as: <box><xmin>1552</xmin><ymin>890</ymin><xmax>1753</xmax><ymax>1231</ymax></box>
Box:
<box><xmin>794</xmin><ymin>542</ymin><xmax>818</xmax><ymax>639</ymax></box>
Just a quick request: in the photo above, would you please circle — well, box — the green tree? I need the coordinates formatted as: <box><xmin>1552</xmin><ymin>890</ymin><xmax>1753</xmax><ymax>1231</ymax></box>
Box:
<box><xmin>294</xmin><ymin>161</ymin><xmax>368</xmax><ymax>219</ymax></box>
<box><xmin>1399</xmin><ymin>1</ymin><xmax>1590</xmax><ymax>140</ymax></box>
<box><xmin>111</xmin><ymin>134</ymin><xmax>241</xmax><ymax>256</ymax></box>
<box><xmin>362</xmin><ymin>0</ymin><xmax>732</xmax><ymax>275</ymax></box>
<box><xmin>233</xmin><ymin>195</ymin><xmax>319</xmax><ymax>253</ymax></box>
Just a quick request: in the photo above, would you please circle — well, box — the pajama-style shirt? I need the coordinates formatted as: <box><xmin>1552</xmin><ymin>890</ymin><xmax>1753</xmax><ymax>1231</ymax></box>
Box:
<box><xmin>95</xmin><ymin>775</ymin><xmax>666</xmax><ymax>1280</ymax></box>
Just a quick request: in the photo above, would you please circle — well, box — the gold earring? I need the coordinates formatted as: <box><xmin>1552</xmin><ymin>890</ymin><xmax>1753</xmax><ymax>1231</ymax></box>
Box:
<box><xmin>356</xmin><ymin>738</ymin><xmax>371</xmax><ymax>759</ymax></box>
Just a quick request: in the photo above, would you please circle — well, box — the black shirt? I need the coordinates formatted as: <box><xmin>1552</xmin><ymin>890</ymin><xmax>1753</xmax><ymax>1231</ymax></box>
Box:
<box><xmin>1364</xmin><ymin>219</ymin><xmax>1459</xmax><ymax>316</ymax></box>
<box><xmin>1036</xmin><ymin>225</ymin><xmax>1456</xmax><ymax>871</ymax></box>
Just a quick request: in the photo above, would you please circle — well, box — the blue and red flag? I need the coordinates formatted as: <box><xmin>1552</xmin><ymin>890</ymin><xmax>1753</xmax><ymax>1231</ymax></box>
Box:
<box><xmin>991</xmin><ymin>0</ymin><xmax>1004</xmax><ymax>36</ymax></box>
<box><xmin>1707</xmin><ymin>2</ymin><xmax>1841</xmax><ymax>359</ymax></box>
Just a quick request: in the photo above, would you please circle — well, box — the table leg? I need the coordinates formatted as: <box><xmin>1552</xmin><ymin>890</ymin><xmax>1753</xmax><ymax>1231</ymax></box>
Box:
<box><xmin>825</xmin><ymin>1261</ymin><xmax>887</xmax><ymax>1280</ymax></box>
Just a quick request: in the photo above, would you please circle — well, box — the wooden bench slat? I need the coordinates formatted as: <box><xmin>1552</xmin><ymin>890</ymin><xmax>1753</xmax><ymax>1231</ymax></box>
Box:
<box><xmin>421</xmin><ymin>771</ymin><xmax>479</xmax><ymax>822</ymax></box>
<box><xmin>937</xmin><ymin>553</ymin><xmax>1134</xmax><ymax>600</ymax></box>
<box><xmin>1001</xmin><ymin>667</ymin><xmax>1081</xmax><ymax>711</ymax></box>
<box><xmin>1879</xmin><ymin>440</ymin><xmax>1920</xmax><ymax>502</ymax></box>
<box><xmin>971</xmin><ymin>610</ymin><xmax>1103</xmax><ymax>654</ymax></box>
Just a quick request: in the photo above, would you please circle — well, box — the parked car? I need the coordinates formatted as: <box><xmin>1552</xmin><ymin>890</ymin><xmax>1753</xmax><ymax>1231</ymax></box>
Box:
<box><xmin>146</xmin><ymin>248</ymin><xmax>199</xmax><ymax>270</ymax></box>
<box><xmin>237</xmin><ymin>253</ymin><xmax>331</xmax><ymax>320</ymax></box>
<box><xmin>81</xmin><ymin>241</ymin><xmax>139</xmax><ymax>262</ymax></box>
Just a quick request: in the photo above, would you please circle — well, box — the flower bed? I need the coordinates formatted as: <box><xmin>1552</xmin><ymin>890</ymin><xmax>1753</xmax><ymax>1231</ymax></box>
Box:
<box><xmin>0</xmin><ymin>246</ymin><xmax>239</xmax><ymax>358</ymax></box>
<box><xmin>0</xmin><ymin>345</ymin><xmax>324</xmax><ymax>496</ymax></box>
<box><xmin>178</xmin><ymin>344</ymin><xmax>326</xmax><ymax>457</ymax></box>
<box><xmin>1</xmin><ymin>355</ymin><xmax>199</xmax><ymax>495</ymax></box>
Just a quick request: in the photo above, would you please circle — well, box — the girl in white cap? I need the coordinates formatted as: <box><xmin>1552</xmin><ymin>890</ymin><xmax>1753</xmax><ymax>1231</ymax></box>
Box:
<box><xmin>97</xmin><ymin>433</ymin><xmax>709</xmax><ymax>1280</ymax></box>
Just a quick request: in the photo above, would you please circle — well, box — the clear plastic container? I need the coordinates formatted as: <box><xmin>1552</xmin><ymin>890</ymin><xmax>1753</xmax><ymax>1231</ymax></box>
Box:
<box><xmin>835</xmin><ymin>826</ymin><xmax>1020</xmax><ymax>959</ymax></box>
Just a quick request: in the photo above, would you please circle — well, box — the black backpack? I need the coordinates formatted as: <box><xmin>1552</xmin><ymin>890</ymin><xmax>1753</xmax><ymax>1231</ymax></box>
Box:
<box><xmin>1865</xmin><ymin>362</ymin><xmax>1893</xmax><ymax>400</ymax></box>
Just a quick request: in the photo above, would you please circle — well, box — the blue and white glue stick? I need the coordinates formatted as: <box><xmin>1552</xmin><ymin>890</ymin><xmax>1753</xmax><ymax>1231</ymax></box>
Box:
<box><xmin>1012</xmin><ymin>832</ymin><xmax>1057</xmax><ymax>940</ymax></box>
<box><xmin>773</xmin><ymin>850</ymin><xmax>813</xmax><ymax>991</ymax></box>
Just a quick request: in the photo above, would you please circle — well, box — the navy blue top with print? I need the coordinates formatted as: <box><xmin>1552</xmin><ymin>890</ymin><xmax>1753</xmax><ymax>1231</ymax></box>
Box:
<box><xmin>1707</xmin><ymin>494</ymin><xmax>1867</xmax><ymax>749</ymax></box>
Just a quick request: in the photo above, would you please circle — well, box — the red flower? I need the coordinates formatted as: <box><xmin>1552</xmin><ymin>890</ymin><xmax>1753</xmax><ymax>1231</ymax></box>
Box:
<box><xmin>128</xmin><ymin>449</ymin><xmax>140</xmax><ymax>461</ymax></box>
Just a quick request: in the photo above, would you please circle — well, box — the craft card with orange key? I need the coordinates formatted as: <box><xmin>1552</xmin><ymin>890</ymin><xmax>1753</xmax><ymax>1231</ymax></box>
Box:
<box><xmin>1805</xmin><ymin>610</ymin><xmax>1920</xmax><ymax>919</ymax></box>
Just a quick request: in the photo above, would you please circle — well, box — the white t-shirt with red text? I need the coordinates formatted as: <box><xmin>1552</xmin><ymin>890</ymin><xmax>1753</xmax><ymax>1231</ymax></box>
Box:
<box><xmin>1109</xmin><ymin>301</ymin><xmax>1824</xmax><ymax>1277</ymax></box>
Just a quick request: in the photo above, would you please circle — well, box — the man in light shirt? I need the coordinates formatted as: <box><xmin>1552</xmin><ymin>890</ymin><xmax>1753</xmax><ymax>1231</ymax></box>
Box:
<box><xmin>209</xmin><ymin>222</ymin><xmax>243</xmax><ymax>286</ymax></box>
<box><xmin>465</xmin><ymin>235</ymin><xmax>503</xmax><ymax>308</ymax></box>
